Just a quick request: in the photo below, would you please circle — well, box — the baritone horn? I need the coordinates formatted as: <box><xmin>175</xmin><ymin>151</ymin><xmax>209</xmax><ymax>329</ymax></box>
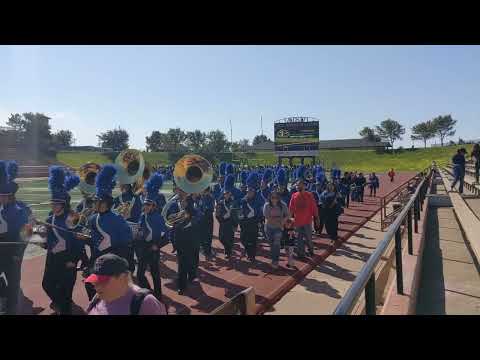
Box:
<box><xmin>161</xmin><ymin>154</ymin><xmax>213</xmax><ymax>229</ymax></box>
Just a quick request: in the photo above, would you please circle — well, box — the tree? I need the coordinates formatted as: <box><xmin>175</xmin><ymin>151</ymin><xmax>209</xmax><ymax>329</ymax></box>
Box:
<box><xmin>359</xmin><ymin>126</ymin><xmax>381</xmax><ymax>142</ymax></box>
<box><xmin>238</xmin><ymin>138</ymin><xmax>250</xmax><ymax>152</ymax></box>
<box><xmin>410</xmin><ymin>120</ymin><xmax>436</xmax><ymax>148</ymax></box>
<box><xmin>146</xmin><ymin>131</ymin><xmax>169</xmax><ymax>152</ymax></box>
<box><xmin>52</xmin><ymin>130</ymin><xmax>75</xmax><ymax>148</ymax></box>
<box><xmin>458</xmin><ymin>138</ymin><xmax>465</xmax><ymax>145</ymax></box>
<box><xmin>206</xmin><ymin>130</ymin><xmax>229</xmax><ymax>153</ymax></box>
<box><xmin>7</xmin><ymin>112</ymin><xmax>54</xmax><ymax>157</ymax></box>
<box><xmin>230</xmin><ymin>141</ymin><xmax>241</xmax><ymax>153</ymax></box>
<box><xmin>375</xmin><ymin>119</ymin><xmax>405</xmax><ymax>150</ymax></box>
<box><xmin>185</xmin><ymin>130</ymin><xmax>207</xmax><ymax>153</ymax></box>
<box><xmin>432</xmin><ymin>115</ymin><xmax>457</xmax><ymax>146</ymax></box>
<box><xmin>166</xmin><ymin>128</ymin><xmax>187</xmax><ymax>152</ymax></box>
<box><xmin>97</xmin><ymin>127</ymin><xmax>129</xmax><ymax>151</ymax></box>
<box><xmin>253</xmin><ymin>134</ymin><xmax>270</xmax><ymax>145</ymax></box>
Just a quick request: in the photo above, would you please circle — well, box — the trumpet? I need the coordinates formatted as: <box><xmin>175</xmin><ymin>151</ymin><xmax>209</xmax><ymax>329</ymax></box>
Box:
<box><xmin>161</xmin><ymin>154</ymin><xmax>213</xmax><ymax>230</ymax></box>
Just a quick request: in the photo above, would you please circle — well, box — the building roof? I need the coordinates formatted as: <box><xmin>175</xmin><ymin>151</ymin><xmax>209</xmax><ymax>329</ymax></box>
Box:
<box><xmin>248</xmin><ymin>138</ymin><xmax>390</xmax><ymax>152</ymax></box>
<box><xmin>317</xmin><ymin>138</ymin><xmax>391</xmax><ymax>149</ymax></box>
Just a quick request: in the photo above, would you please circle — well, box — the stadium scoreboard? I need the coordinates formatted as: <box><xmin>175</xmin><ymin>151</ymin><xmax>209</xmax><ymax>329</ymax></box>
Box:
<box><xmin>274</xmin><ymin>117</ymin><xmax>319</xmax><ymax>157</ymax></box>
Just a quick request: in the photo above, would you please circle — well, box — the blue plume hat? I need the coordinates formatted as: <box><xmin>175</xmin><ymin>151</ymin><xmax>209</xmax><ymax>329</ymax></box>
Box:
<box><xmin>48</xmin><ymin>166</ymin><xmax>78</xmax><ymax>203</ymax></box>
<box><xmin>276</xmin><ymin>168</ymin><xmax>287</xmax><ymax>186</ymax></box>
<box><xmin>246</xmin><ymin>172</ymin><xmax>259</xmax><ymax>191</ymax></box>
<box><xmin>0</xmin><ymin>161</ymin><xmax>9</xmax><ymax>195</ymax></box>
<box><xmin>218</xmin><ymin>162</ymin><xmax>226</xmax><ymax>177</ymax></box>
<box><xmin>295</xmin><ymin>165</ymin><xmax>306</xmax><ymax>181</ymax></box>
<box><xmin>225</xmin><ymin>163</ymin><xmax>234</xmax><ymax>176</ymax></box>
<box><xmin>144</xmin><ymin>172</ymin><xmax>163</xmax><ymax>204</ymax></box>
<box><xmin>262</xmin><ymin>168</ymin><xmax>273</xmax><ymax>184</ymax></box>
<box><xmin>95</xmin><ymin>164</ymin><xmax>117</xmax><ymax>200</ymax></box>
<box><xmin>223</xmin><ymin>174</ymin><xmax>235</xmax><ymax>193</ymax></box>
<box><xmin>1</xmin><ymin>160</ymin><xmax>20</xmax><ymax>195</ymax></box>
<box><xmin>240</xmin><ymin>170</ymin><xmax>249</xmax><ymax>186</ymax></box>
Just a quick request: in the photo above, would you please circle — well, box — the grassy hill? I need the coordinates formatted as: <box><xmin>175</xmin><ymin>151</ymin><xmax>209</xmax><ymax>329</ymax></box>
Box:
<box><xmin>56</xmin><ymin>144</ymin><xmax>474</xmax><ymax>173</ymax></box>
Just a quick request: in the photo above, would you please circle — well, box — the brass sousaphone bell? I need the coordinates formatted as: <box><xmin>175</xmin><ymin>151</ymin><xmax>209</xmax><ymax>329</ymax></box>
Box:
<box><xmin>161</xmin><ymin>154</ymin><xmax>213</xmax><ymax>229</ymax></box>
<box><xmin>114</xmin><ymin>149</ymin><xmax>145</xmax><ymax>220</ymax></box>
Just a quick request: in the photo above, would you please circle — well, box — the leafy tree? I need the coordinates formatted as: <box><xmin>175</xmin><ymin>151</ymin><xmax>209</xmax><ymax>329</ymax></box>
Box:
<box><xmin>206</xmin><ymin>130</ymin><xmax>229</xmax><ymax>153</ymax></box>
<box><xmin>166</xmin><ymin>128</ymin><xmax>187</xmax><ymax>152</ymax></box>
<box><xmin>432</xmin><ymin>115</ymin><xmax>457</xmax><ymax>146</ymax></box>
<box><xmin>410</xmin><ymin>120</ymin><xmax>436</xmax><ymax>148</ymax></box>
<box><xmin>252</xmin><ymin>134</ymin><xmax>270</xmax><ymax>145</ymax></box>
<box><xmin>52</xmin><ymin>130</ymin><xmax>75</xmax><ymax>148</ymax></box>
<box><xmin>458</xmin><ymin>138</ymin><xmax>465</xmax><ymax>145</ymax></box>
<box><xmin>7</xmin><ymin>112</ymin><xmax>54</xmax><ymax>157</ymax></box>
<box><xmin>97</xmin><ymin>127</ymin><xmax>129</xmax><ymax>151</ymax></box>
<box><xmin>146</xmin><ymin>131</ymin><xmax>169</xmax><ymax>152</ymax></box>
<box><xmin>375</xmin><ymin>119</ymin><xmax>405</xmax><ymax>150</ymax></box>
<box><xmin>359</xmin><ymin>126</ymin><xmax>381</xmax><ymax>142</ymax></box>
<box><xmin>185</xmin><ymin>130</ymin><xmax>207</xmax><ymax>153</ymax></box>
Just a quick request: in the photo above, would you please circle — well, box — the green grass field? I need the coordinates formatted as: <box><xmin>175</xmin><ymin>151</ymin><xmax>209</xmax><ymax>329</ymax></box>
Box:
<box><xmin>56</xmin><ymin>144</ymin><xmax>473</xmax><ymax>173</ymax></box>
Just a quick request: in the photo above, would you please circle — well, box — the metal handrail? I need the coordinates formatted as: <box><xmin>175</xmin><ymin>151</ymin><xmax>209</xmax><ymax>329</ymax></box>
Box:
<box><xmin>334</xmin><ymin>169</ymin><xmax>432</xmax><ymax>315</ymax></box>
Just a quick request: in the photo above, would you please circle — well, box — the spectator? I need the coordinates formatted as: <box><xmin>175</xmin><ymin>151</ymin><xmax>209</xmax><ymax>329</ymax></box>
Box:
<box><xmin>471</xmin><ymin>143</ymin><xmax>480</xmax><ymax>184</ymax></box>
<box><xmin>354</xmin><ymin>173</ymin><xmax>367</xmax><ymax>202</ymax></box>
<box><xmin>263</xmin><ymin>191</ymin><xmax>290</xmax><ymax>269</ymax></box>
<box><xmin>86</xmin><ymin>254</ymin><xmax>167</xmax><ymax>315</ymax></box>
<box><xmin>388</xmin><ymin>168</ymin><xmax>395</xmax><ymax>182</ymax></box>
<box><xmin>288</xmin><ymin>178</ymin><xmax>319</xmax><ymax>258</ymax></box>
<box><xmin>368</xmin><ymin>172</ymin><xmax>380</xmax><ymax>197</ymax></box>
<box><xmin>282</xmin><ymin>218</ymin><xmax>297</xmax><ymax>268</ymax></box>
<box><xmin>451</xmin><ymin>148</ymin><xmax>467</xmax><ymax>194</ymax></box>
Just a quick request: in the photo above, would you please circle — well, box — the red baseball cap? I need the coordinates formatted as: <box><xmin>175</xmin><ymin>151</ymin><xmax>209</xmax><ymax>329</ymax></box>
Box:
<box><xmin>84</xmin><ymin>274</ymin><xmax>112</xmax><ymax>284</ymax></box>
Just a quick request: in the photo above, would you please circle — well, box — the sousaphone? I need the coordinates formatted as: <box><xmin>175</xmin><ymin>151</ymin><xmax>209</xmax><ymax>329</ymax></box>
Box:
<box><xmin>161</xmin><ymin>154</ymin><xmax>213</xmax><ymax>229</ymax></box>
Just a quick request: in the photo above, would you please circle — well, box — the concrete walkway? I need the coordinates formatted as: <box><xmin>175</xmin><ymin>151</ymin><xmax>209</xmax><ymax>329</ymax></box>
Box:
<box><xmin>416</xmin><ymin>177</ymin><xmax>480</xmax><ymax>315</ymax></box>
<box><xmin>266</xmin><ymin>212</ymin><xmax>387</xmax><ymax>314</ymax></box>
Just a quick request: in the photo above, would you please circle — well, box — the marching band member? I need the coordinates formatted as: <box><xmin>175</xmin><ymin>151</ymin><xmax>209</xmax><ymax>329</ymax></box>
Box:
<box><xmin>313</xmin><ymin>171</ymin><xmax>326</xmax><ymax>236</ymax></box>
<box><xmin>174</xmin><ymin>193</ymin><xmax>201</xmax><ymax>295</ymax></box>
<box><xmin>136</xmin><ymin>172</ymin><xmax>167</xmax><ymax>300</ymax></box>
<box><xmin>319</xmin><ymin>182</ymin><xmax>342</xmax><ymax>243</ymax></box>
<box><xmin>213</xmin><ymin>162</ymin><xmax>227</xmax><ymax>201</ymax></box>
<box><xmin>199</xmin><ymin>186</ymin><xmax>215</xmax><ymax>260</ymax></box>
<box><xmin>275</xmin><ymin>168</ymin><xmax>291</xmax><ymax>206</ymax></box>
<box><xmin>41</xmin><ymin>166</ymin><xmax>83</xmax><ymax>315</ymax></box>
<box><xmin>0</xmin><ymin>160</ymin><xmax>31</xmax><ymax>315</ymax></box>
<box><xmin>85</xmin><ymin>165</ymin><xmax>133</xmax><ymax>300</ymax></box>
<box><xmin>240</xmin><ymin>170</ymin><xmax>249</xmax><ymax>198</ymax></box>
<box><xmin>113</xmin><ymin>183</ymin><xmax>142</xmax><ymax>224</ymax></box>
<box><xmin>368</xmin><ymin>172</ymin><xmax>380</xmax><ymax>197</ymax></box>
<box><xmin>238</xmin><ymin>172</ymin><xmax>263</xmax><ymax>262</ymax></box>
<box><xmin>215</xmin><ymin>174</ymin><xmax>237</xmax><ymax>260</ymax></box>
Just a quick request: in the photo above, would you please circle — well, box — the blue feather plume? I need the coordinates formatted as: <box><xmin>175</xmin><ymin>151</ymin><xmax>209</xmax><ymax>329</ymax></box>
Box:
<box><xmin>262</xmin><ymin>168</ymin><xmax>273</xmax><ymax>183</ymax></box>
<box><xmin>145</xmin><ymin>172</ymin><xmax>163</xmax><ymax>200</ymax></box>
<box><xmin>246</xmin><ymin>172</ymin><xmax>259</xmax><ymax>189</ymax></box>
<box><xmin>7</xmin><ymin>161</ymin><xmax>18</xmax><ymax>182</ymax></box>
<box><xmin>0</xmin><ymin>161</ymin><xmax>7</xmax><ymax>186</ymax></box>
<box><xmin>276</xmin><ymin>168</ymin><xmax>287</xmax><ymax>186</ymax></box>
<box><xmin>225</xmin><ymin>163</ymin><xmax>234</xmax><ymax>176</ymax></box>
<box><xmin>223</xmin><ymin>174</ymin><xmax>235</xmax><ymax>192</ymax></box>
<box><xmin>64</xmin><ymin>172</ymin><xmax>80</xmax><ymax>192</ymax></box>
<box><xmin>48</xmin><ymin>166</ymin><xmax>66</xmax><ymax>191</ymax></box>
<box><xmin>219</xmin><ymin>162</ymin><xmax>226</xmax><ymax>176</ymax></box>
<box><xmin>95</xmin><ymin>164</ymin><xmax>117</xmax><ymax>198</ymax></box>
<box><xmin>240</xmin><ymin>170</ymin><xmax>249</xmax><ymax>186</ymax></box>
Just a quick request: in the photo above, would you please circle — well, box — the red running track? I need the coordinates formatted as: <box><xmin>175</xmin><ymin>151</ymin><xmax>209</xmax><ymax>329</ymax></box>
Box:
<box><xmin>18</xmin><ymin>172</ymin><xmax>416</xmax><ymax>315</ymax></box>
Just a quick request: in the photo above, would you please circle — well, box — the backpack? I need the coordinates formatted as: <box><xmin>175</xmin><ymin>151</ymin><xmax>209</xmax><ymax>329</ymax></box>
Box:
<box><xmin>87</xmin><ymin>288</ymin><xmax>168</xmax><ymax>315</ymax></box>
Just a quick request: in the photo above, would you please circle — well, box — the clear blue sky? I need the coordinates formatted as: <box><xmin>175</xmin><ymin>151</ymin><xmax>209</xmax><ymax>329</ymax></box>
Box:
<box><xmin>1</xmin><ymin>45</ymin><xmax>479</xmax><ymax>149</ymax></box>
